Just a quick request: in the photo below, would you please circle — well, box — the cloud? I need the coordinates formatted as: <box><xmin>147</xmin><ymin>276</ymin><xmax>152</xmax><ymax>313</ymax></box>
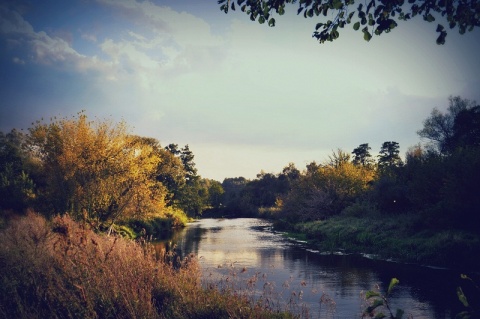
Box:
<box><xmin>0</xmin><ymin>3</ymin><xmax>108</xmax><ymax>74</ymax></box>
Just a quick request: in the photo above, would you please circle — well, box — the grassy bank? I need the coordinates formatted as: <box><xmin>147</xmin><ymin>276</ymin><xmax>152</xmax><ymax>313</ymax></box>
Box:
<box><xmin>275</xmin><ymin>214</ymin><xmax>480</xmax><ymax>270</ymax></box>
<box><xmin>0</xmin><ymin>212</ymin><xmax>293</xmax><ymax>319</ymax></box>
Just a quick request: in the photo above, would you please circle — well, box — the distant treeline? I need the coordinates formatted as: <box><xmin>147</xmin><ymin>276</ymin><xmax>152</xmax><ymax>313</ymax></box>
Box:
<box><xmin>214</xmin><ymin>96</ymin><xmax>480</xmax><ymax>233</ymax></box>
<box><xmin>1</xmin><ymin>96</ymin><xmax>479</xmax><ymax>236</ymax></box>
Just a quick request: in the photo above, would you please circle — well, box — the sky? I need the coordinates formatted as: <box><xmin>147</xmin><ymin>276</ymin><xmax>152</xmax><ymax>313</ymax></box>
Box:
<box><xmin>1</xmin><ymin>0</ymin><xmax>479</xmax><ymax>181</ymax></box>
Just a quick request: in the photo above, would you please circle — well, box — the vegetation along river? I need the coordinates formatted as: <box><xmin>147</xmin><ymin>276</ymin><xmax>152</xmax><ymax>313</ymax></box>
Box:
<box><xmin>155</xmin><ymin>218</ymin><xmax>473</xmax><ymax>318</ymax></box>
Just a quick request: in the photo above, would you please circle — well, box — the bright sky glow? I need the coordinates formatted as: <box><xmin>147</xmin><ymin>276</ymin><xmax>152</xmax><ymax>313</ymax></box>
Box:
<box><xmin>1</xmin><ymin>0</ymin><xmax>479</xmax><ymax>181</ymax></box>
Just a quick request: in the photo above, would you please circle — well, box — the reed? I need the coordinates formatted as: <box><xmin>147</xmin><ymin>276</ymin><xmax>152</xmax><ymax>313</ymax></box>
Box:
<box><xmin>0</xmin><ymin>212</ymin><xmax>293</xmax><ymax>319</ymax></box>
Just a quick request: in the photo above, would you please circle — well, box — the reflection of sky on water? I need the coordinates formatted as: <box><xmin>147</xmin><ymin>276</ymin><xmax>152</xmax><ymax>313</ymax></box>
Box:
<box><xmin>168</xmin><ymin>218</ymin><xmax>464</xmax><ymax>318</ymax></box>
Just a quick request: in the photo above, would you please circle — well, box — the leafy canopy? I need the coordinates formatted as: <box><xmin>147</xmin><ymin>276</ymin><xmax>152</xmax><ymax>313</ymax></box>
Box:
<box><xmin>218</xmin><ymin>0</ymin><xmax>480</xmax><ymax>44</ymax></box>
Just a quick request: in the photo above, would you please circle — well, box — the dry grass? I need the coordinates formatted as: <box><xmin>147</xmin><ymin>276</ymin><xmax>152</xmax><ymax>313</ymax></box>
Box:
<box><xmin>0</xmin><ymin>212</ymin><xmax>294</xmax><ymax>319</ymax></box>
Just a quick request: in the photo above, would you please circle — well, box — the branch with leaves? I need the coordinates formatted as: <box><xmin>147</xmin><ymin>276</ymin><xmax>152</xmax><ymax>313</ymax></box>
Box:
<box><xmin>363</xmin><ymin>278</ymin><xmax>405</xmax><ymax>319</ymax></box>
<box><xmin>218</xmin><ymin>0</ymin><xmax>480</xmax><ymax>44</ymax></box>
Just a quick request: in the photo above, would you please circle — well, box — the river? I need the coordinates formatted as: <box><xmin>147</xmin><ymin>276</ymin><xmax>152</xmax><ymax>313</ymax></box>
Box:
<box><xmin>155</xmin><ymin>218</ymin><xmax>471</xmax><ymax>318</ymax></box>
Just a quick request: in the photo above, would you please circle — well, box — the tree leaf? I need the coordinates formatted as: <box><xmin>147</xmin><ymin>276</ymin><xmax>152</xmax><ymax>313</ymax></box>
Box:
<box><xmin>457</xmin><ymin>287</ymin><xmax>469</xmax><ymax>307</ymax></box>
<box><xmin>268</xmin><ymin>17</ymin><xmax>275</xmax><ymax>27</ymax></box>
<box><xmin>387</xmin><ymin>278</ymin><xmax>399</xmax><ymax>295</ymax></box>
<box><xmin>436</xmin><ymin>31</ymin><xmax>446</xmax><ymax>45</ymax></box>
<box><xmin>315</xmin><ymin>22</ymin><xmax>324</xmax><ymax>30</ymax></box>
<box><xmin>425</xmin><ymin>13</ymin><xmax>435</xmax><ymax>22</ymax></box>
<box><xmin>333</xmin><ymin>0</ymin><xmax>343</xmax><ymax>10</ymax></box>
<box><xmin>258</xmin><ymin>16</ymin><xmax>265</xmax><ymax>24</ymax></box>
<box><xmin>365</xmin><ymin>290</ymin><xmax>381</xmax><ymax>299</ymax></box>
<box><xmin>353</xmin><ymin>21</ymin><xmax>360</xmax><ymax>30</ymax></box>
<box><xmin>362</xmin><ymin>27</ymin><xmax>372</xmax><ymax>41</ymax></box>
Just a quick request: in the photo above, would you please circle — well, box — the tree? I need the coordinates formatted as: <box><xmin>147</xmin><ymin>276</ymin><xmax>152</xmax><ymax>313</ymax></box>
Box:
<box><xmin>156</xmin><ymin>148</ymin><xmax>186</xmax><ymax>206</ymax></box>
<box><xmin>449</xmin><ymin>105</ymin><xmax>480</xmax><ymax>150</ymax></box>
<box><xmin>378</xmin><ymin>141</ymin><xmax>402</xmax><ymax>170</ymax></box>
<box><xmin>281</xmin><ymin>150</ymin><xmax>375</xmax><ymax>221</ymax></box>
<box><xmin>164</xmin><ymin>143</ymin><xmax>204</xmax><ymax>217</ymax></box>
<box><xmin>218</xmin><ymin>0</ymin><xmax>480</xmax><ymax>44</ymax></box>
<box><xmin>27</xmin><ymin>114</ymin><xmax>168</xmax><ymax>230</ymax></box>
<box><xmin>207</xmin><ymin>179</ymin><xmax>225</xmax><ymax>209</ymax></box>
<box><xmin>0</xmin><ymin>129</ymin><xmax>35</xmax><ymax>211</ymax></box>
<box><xmin>417</xmin><ymin>96</ymin><xmax>477</xmax><ymax>154</ymax></box>
<box><xmin>352</xmin><ymin>143</ymin><xmax>373</xmax><ymax>167</ymax></box>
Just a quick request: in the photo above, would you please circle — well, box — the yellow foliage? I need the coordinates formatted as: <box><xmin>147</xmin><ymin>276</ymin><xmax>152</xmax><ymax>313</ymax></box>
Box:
<box><xmin>28</xmin><ymin>113</ymin><xmax>167</xmax><ymax>225</ymax></box>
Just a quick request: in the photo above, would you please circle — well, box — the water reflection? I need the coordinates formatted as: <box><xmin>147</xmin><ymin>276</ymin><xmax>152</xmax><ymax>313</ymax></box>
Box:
<box><xmin>156</xmin><ymin>218</ymin><xmax>468</xmax><ymax>318</ymax></box>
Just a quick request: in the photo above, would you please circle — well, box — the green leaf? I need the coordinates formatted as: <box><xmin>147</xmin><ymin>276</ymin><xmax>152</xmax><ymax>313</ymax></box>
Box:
<box><xmin>461</xmin><ymin>274</ymin><xmax>471</xmax><ymax>281</ymax></box>
<box><xmin>333</xmin><ymin>0</ymin><xmax>343</xmax><ymax>10</ymax></box>
<box><xmin>258</xmin><ymin>16</ymin><xmax>265</xmax><ymax>24</ymax></box>
<box><xmin>387</xmin><ymin>278</ymin><xmax>399</xmax><ymax>295</ymax></box>
<box><xmin>436</xmin><ymin>31</ymin><xmax>446</xmax><ymax>44</ymax></box>
<box><xmin>353</xmin><ymin>21</ymin><xmax>360</xmax><ymax>30</ymax></box>
<box><xmin>425</xmin><ymin>13</ymin><xmax>435</xmax><ymax>22</ymax></box>
<box><xmin>436</xmin><ymin>24</ymin><xmax>444</xmax><ymax>32</ymax></box>
<box><xmin>366</xmin><ymin>290</ymin><xmax>381</xmax><ymax>299</ymax></box>
<box><xmin>389</xmin><ymin>20</ymin><xmax>398</xmax><ymax>30</ymax></box>
<box><xmin>362</xmin><ymin>27</ymin><xmax>372</xmax><ymax>41</ymax></box>
<box><xmin>268</xmin><ymin>17</ymin><xmax>275</xmax><ymax>27</ymax></box>
<box><xmin>457</xmin><ymin>287</ymin><xmax>469</xmax><ymax>307</ymax></box>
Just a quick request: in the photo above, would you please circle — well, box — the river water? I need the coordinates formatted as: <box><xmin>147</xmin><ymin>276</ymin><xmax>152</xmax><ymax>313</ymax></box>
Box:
<box><xmin>156</xmin><ymin>218</ymin><xmax>471</xmax><ymax>318</ymax></box>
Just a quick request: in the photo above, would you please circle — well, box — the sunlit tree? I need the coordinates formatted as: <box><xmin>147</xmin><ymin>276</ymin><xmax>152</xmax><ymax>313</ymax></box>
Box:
<box><xmin>27</xmin><ymin>114</ymin><xmax>167</xmax><ymax>231</ymax></box>
<box><xmin>282</xmin><ymin>149</ymin><xmax>376</xmax><ymax>221</ymax></box>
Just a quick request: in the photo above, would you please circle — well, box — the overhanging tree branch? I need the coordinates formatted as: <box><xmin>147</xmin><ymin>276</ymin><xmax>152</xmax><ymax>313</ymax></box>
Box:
<box><xmin>218</xmin><ymin>0</ymin><xmax>480</xmax><ymax>44</ymax></box>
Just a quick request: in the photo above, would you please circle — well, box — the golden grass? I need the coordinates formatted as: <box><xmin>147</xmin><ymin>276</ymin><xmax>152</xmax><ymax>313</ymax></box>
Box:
<box><xmin>0</xmin><ymin>212</ymin><xmax>294</xmax><ymax>319</ymax></box>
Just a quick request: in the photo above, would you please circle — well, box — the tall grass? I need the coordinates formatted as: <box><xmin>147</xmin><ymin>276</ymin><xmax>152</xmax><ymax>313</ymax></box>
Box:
<box><xmin>0</xmin><ymin>212</ymin><xmax>293</xmax><ymax>319</ymax></box>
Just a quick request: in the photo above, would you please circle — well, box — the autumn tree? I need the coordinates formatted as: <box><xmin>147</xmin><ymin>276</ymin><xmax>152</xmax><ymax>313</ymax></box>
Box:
<box><xmin>27</xmin><ymin>114</ymin><xmax>168</xmax><ymax>231</ymax></box>
<box><xmin>282</xmin><ymin>149</ymin><xmax>376</xmax><ymax>221</ymax></box>
<box><xmin>219</xmin><ymin>0</ymin><xmax>480</xmax><ymax>44</ymax></box>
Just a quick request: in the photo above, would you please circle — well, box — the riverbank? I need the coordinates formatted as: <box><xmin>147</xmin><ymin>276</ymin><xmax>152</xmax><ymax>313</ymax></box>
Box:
<box><xmin>0</xmin><ymin>212</ymin><xmax>294</xmax><ymax>319</ymax></box>
<box><xmin>274</xmin><ymin>214</ymin><xmax>480</xmax><ymax>271</ymax></box>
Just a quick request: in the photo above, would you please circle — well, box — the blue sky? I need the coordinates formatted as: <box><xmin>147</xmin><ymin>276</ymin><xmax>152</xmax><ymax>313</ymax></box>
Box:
<box><xmin>1</xmin><ymin>0</ymin><xmax>479</xmax><ymax>181</ymax></box>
